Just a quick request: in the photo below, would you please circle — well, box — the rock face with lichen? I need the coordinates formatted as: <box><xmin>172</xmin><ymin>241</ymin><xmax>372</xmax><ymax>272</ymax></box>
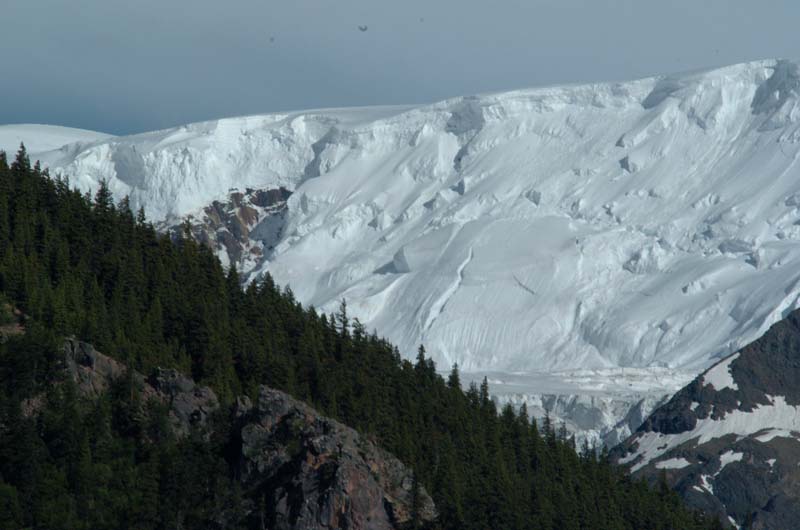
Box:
<box><xmin>60</xmin><ymin>338</ymin><xmax>435</xmax><ymax>529</ymax></box>
<box><xmin>232</xmin><ymin>387</ymin><xmax>437</xmax><ymax>530</ymax></box>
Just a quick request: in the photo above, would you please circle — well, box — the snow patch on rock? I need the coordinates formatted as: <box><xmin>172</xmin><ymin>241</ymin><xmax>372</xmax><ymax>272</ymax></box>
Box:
<box><xmin>717</xmin><ymin>450</ymin><xmax>743</xmax><ymax>474</ymax></box>
<box><xmin>703</xmin><ymin>353</ymin><xmax>740</xmax><ymax>391</ymax></box>
<box><xmin>656</xmin><ymin>457</ymin><xmax>692</xmax><ymax>470</ymax></box>
<box><xmin>621</xmin><ymin>395</ymin><xmax>800</xmax><ymax>472</ymax></box>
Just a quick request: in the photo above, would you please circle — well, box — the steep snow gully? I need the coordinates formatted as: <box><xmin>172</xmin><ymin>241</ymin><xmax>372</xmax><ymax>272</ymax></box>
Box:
<box><xmin>7</xmin><ymin>59</ymin><xmax>800</xmax><ymax>443</ymax></box>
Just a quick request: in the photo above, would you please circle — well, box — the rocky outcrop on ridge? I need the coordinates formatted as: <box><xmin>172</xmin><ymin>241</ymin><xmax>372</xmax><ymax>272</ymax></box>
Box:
<box><xmin>64</xmin><ymin>338</ymin><xmax>219</xmax><ymax>435</ymax></box>
<box><xmin>613</xmin><ymin>309</ymin><xmax>800</xmax><ymax>529</ymax></box>
<box><xmin>232</xmin><ymin>387</ymin><xmax>437</xmax><ymax>530</ymax></box>
<box><xmin>60</xmin><ymin>338</ymin><xmax>436</xmax><ymax>529</ymax></box>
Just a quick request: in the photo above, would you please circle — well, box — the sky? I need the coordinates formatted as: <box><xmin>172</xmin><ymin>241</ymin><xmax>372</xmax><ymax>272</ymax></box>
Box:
<box><xmin>3</xmin><ymin>0</ymin><xmax>799</xmax><ymax>135</ymax></box>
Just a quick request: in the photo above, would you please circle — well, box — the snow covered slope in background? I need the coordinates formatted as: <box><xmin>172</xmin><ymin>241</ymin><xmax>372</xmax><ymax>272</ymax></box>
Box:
<box><xmin>7</xmin><ymin>60</ymin><xmax>800</xmax><ymax>440</ymax></box>
<box><xmin>0</xmin><ymin>124</ymin><xmax>112</xmax><ymax>156</ymax></box>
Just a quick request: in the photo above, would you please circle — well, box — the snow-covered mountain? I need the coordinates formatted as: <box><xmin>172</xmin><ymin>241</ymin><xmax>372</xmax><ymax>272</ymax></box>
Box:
<box><xmin>6</xmin><ymin>59</ymin><xmax>800</xmax><ymax>443</ymax></box>
<box><xmin>613</xmin><ymin>308</ymin><xmax>800</xmax><ymax>528</ymax></box>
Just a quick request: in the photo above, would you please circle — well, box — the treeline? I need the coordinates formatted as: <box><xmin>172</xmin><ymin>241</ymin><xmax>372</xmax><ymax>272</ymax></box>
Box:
<box><xmin>0</xmin><ymin>146</ymin><xmax>722</xmax><ymax>529</ymax></box>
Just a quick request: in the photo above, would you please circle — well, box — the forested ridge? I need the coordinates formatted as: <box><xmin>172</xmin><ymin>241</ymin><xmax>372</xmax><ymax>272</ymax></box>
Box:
<box><xmin>0</xmin><ymin>145</ymin><xmax>722</xmax><ymax>529</ymax></box>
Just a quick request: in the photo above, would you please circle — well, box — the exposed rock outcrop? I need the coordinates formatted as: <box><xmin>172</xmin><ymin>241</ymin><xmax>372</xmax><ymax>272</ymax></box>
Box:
<box><xmin>161</xmin><ymin>186</ymin><xmax>291</xmax><ymax>277</ymax></box>
<box><xmin>612</xmin><ymin>309</ymin><xmax>800</xmax><ymax>529</ymax></box>
<box><xmin>0</xmin><ymin>303</ymin><xmax>25</xmax><ymax>343</ymax></box>
<box><xmin>233</xmin><ymin>387</ymin><xmax>437</xmax><ymax>530</ymax></box>
<box><xmin>64</xmin><ymin>338</ymin><xmax>127</xmax><ymax>395</ymax></box>
<box><xmin>64</xmin><ymin>339</ymin><xmax>219</xmax><ymax>435</ymax></box>
<box><xmin>60</xmin><ymin>338</ymin><xmax>435</xmax><ymax>529</ymax></box>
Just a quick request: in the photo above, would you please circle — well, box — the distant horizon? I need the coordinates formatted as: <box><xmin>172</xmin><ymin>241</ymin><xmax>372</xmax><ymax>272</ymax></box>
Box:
<box><xmin>2</xmin><ymin>56</ymin><xmax>791</xmax><ymax>137</ymax></box>
<box><xmin>4</xmin><ymin>0</ymin><xmax>799</xmax><ymax>135</ymax></box>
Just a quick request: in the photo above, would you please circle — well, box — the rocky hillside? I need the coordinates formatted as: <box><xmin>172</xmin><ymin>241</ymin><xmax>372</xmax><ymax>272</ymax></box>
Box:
<box><xmin>613</xmin><ymin>309</ymin><xmax>800</xmax><ymax>529</ymax></box>
<box><xmin>58</xmin><ymin>339</ymin><xmax>436</xmax><ymax>530</ymax></box>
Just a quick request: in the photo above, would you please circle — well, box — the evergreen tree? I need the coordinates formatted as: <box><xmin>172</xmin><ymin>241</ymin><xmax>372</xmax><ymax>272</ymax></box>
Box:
<box><xmin>11</xmin><ymin>144</ymin><xmax>30</xmax><ymax>173</ymax></box>
<box><xmin>447</xmin><ymin>363</ymin><xmax>461</xmax><ymax>389</ymax></box>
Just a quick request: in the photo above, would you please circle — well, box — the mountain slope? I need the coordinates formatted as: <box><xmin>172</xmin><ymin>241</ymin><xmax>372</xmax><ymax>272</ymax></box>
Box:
<box><xmin>12</xmin><ymin>59</ymin><xmax>800</xmax><ymax>377</ymax></box>
<box><xmin>8</xmin><ymin>59</ymin><xmax>800</xmax><ymax>444</ymax></box>
<box><xmin>613</xmin><ymin>308</ymin><xmax>800</xmax><ymax>529</ymax></box>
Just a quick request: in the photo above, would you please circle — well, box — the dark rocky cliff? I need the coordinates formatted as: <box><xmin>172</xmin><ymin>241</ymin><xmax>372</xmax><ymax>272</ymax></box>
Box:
<box><xmin>612</xmin><ymin>310</ymin><xmax>800</xmax><ymax>529</ymax></box>
<box><xmin>60</xmin><ymin>338</ymin><xmax>437</xmax><ymax>530</ymax></box>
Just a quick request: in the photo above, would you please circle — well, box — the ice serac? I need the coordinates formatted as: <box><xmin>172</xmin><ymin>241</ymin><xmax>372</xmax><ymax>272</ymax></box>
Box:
<box><xmin>476</xmin><ymin>368</ymin><xmax>683</xmax><ymax>447</ymax></box>
<box><xmin>613</xmin><ymin>308</ymin><xmax>800</xmax><ymax>529</ymax></box>
<box><xmin>10</xmin><ymin>59</ymin><xmax>800</xmax><ymax>441</ymax></box>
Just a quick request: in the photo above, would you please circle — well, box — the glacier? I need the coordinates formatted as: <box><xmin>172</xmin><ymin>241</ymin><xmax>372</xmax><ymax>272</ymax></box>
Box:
<box><xmin>0</xmin><ymin>124</ymin><xmax>111</xmax><ymax>156</ymax></box>
<box><xmin>6</xmin><ymin>59</ymin><xmax>800</xmax><ymax>443</ymax></box>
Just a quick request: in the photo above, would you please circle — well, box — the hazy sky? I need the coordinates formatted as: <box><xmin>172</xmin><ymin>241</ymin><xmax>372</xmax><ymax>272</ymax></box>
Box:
<box><xmin>3</xmin><ymin>0</ymin><xmax>798</xmax><ymax>135</ymax></box>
